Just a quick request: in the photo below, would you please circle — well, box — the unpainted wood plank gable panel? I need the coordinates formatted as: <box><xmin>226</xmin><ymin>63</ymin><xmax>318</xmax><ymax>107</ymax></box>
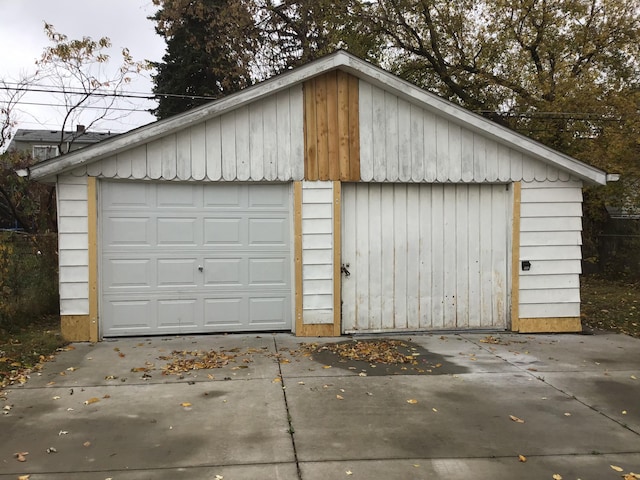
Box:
<box><xmin>304</xmin><ymin>71</ymin><xmax>360</xmax><ymax>181</ymax></box>
<box><xmin>519</xmin><ymin>179</ymin><xmax>583</xmax><ymax>318</ymax></box>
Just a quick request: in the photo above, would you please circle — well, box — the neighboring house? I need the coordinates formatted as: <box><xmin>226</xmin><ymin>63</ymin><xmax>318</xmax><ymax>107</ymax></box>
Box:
<box><xmin>7</xmin><ymin>126</ymin><xmax>119</xmax><ymax>161</ymax></box>
<box><xmin>26</xmin><ymin>51</ymin><xmax>614</xmax><ymax>342</ymax></box>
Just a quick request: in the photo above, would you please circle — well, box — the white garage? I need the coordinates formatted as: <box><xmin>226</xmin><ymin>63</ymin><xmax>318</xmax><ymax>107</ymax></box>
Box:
<box><xmin>100</xmin><ymin>181</ymin><xmax>292</xmax><ymax>336</ymax></box>
<box><xmin>27</xmin><ymin>51</ymin><xmax>611</xmax><ymax>341</ymax></box>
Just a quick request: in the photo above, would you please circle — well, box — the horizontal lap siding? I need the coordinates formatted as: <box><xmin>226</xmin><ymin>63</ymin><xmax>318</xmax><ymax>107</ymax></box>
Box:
<box><xmin>519</xmin><ymin>180</ymin><xmax>583</xmax><ymax>318</ymax></box>
<box><xmin>71</xmin><ymin>86</ymin><xmax>304</xmax><ymax>181</ymax></box>
<box><xmin>57</xmin><ymin>175</ymin><xmax>89</xmax><ymax>315</ymax></box>
<box><xmin>302</xmin><ymin>181</ymin><xmax>334</xmax><ymax>324</ymax></box>
<box><xmin>359</xmin><ymin>80</ymin><xmax>570</xmax><ymax>183</ymax></box>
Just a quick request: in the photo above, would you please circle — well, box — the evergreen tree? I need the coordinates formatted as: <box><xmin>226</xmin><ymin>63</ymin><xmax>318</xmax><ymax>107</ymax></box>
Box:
<box><xmin>151</xmin><ymin>0</ymin><xmax>257</xmax><ymax>119</ymax></box>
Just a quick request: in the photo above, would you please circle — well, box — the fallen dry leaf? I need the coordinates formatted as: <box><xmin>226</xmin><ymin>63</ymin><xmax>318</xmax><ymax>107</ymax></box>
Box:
<box><xmin>346</xmin><ymin>471</ymin><xmax>353</xmax><ymax>476</ymax></box>
<box><xmin>509</xmin><ymin>415</ymin><xmax>525</xmax><ymax>423</ymax></box>
<box><xmin>518</xmin><ymin>454</ymin><xmax>527</xmax><ymax>462</ymax></box>
<box><xmin>407</xmin><ymin>399</ymin><xmax>418</xmax><ymax>404</ymax></box>
<box><xmin>272</xmin><ymin>377</ymin><xmax>281</xmax><ymax>383</ymax></box>
<box><xmin>611</xmin><ymin>465</ymin><xmax>624</xmax><ymax>472</ymax></box>
<box><xmin>623</xmin><ymin>473</ymin><xmax>640</xmax><ymax>480</ymax></box>
<box><xmin>83</xmin><ymin>441</ymin><xmax>91</xmax><ymax>447</ymax></box>
<box><xmin>18</xmin><ymin>475</ymin><xmax>30</xmax><ymax>480</ymax></box>
<box><xmin>84</xmin><ymin>397</ymin><xmax>100</xmax><ymax>405</ymax></box>
<box><xmin>15</xmin><ymin>452</ymin><xmax>28</xmax><ymax>462</ymax></box>
<box><xmin>552</xmin><ymin>475</ymin><xmax>562</xmax><ymax>480</ymax></box>
<box><xmin>336</xmin><ymin>395</ymin><xmax>344</xmax><ymax>400</ymax></box>
<box><xmin>180</xmin><ymin>402</ymin><xmax>192</xmax><ymax>407</ymax></box>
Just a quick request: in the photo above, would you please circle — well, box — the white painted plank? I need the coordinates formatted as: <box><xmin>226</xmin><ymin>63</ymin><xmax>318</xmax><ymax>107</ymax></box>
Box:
<box><xmin>86</xmin><ymin>157</ymin><xmax>102</xmax><ymax>176</ymax></box>
<box><xmin>467</xmin><ymin>184</ymin><xmax>481</xmax><ymax>326</ymax></box>
<box><xmin>57</xmin><ymin>183</ymin><xmax>87</xmax><ymax>200</ymax></box>
<box><xmin>60</xmin><ymin>233</ymin><xmax>88</xmax><ymax>249</ymax></box>
<box><xmin>398</xmin><ymin>98</ymin><xmax>412</xmax><ymax>182</ymax></box>
<box><xmin>58</xmin><ymin>174</ymin><xmax>87</xmax><ymax>185</ymax></box>
<box><xmin>472</xmin><ymin>134</ymin><xmax>487</xmax><ymax>182</ymax></box>
<box><xmin>447</xmin><ymin>122</ymin><xmax>462</xmax><ymax>182</ymax></box>
<box><xmin>59</xmin><ymin>265</ymin><xmax>89</xmax><ymax>283</ymax></box>
<box><xmin>435</xmin><ymin>116</ymin><xmax>449</xmax><ymax>182</ymax></box>
<box><xmin>59</xmin><ymin>249</ymin><xmax>89</xmax><ymax>267</ymax></box>
<box><xmin>116</xmin><ymin>150</ymin><xmax>132</xmax><ymax>179</ymax></box>
<box><xmin>521</xmin><ymin>288</ymin><xmax>581</xmax><ymax>304</ymax></box>
<box><xmin>100</xmin><ymin>155</ymin><xmax>117</xmax><ymax>178</ymax></box>
<box><xmin>393</xmin><ymin>185</ymin><xmax>408</xmax><ymax>328</ymax></box>
<box><xmin>302</xmin><ymin>294</ymin><xmax>333</xmax><ymax>309</ymax></box>
<box><xmin>205</xmin><ymin>117</ymin><xmax>222</xmax><ymax>181</ymax></box>
<box><xmin>341</xmin><ymin>184</ymin><xmax>358</xmax><ymax>330</ymax></box>
<box><xmin>384</xmin><ymin>91</ymin><xmax>399</xmax><ymax>181</ymax></box>
<box><xmin>410</xmin><ymin>105</ymin><xmax>425</xmax><ymax>182</ymax></box>
<box><xmin>146</xmin><ymin>138</ymin><xmax>163</xmax><ymax>180</ymax></box>
<box><xmin>534</xmin><ymin>157</ymin><xmax>548</xmax><ymax>181</ymax></box>
<box><xmin>417</xmin><ymin>186</ymin><xmax>431</xmax><ymax>328</ymax></box>
<box><xmin>302</xmin><ymin>203</ymin><xmax>332</xmax><ymax>219</ymax></box>
<box><xmin>491</xmin><ymin>185</ymin><xmax>508</xmax><ymax>326</ymax></box>
<box><xmin>289</xmin><ymin>85</ymin><xmax>305</xmax><ymax>181</ymax></box>
<box><xmin>176</xmin><ymin>128</ymin><xmax>191</xmax><ymax>180</ymax></box>
<box><xmin>303</xmin><ymin>234</ymin><xmax>333</xmax><ymax>250</ymax></box>
<box><xmin>479</xmin><ymin>186</ymin><xmax>494</xmax><ymax>325</ymax></box>
<box><xmin>522</xmin><ymin>154</ymin><xmax>536</xmax><ymax>182</ymax></box>
<box><xmin>302</xmin><ymin>310</ymin><xmax>334</xmax><ymax>324</ymax></box>
<box><xmin>263</xmin><ymin>95</ymin><xmax>278</xmax><ymax>181</ymax></box>
<box><xmin>430</xmin><ymin>185</ymin><xmax>445</xmax><ymax>327</ymax></box>
<box><xmin>161</xmin><ymin>135</ymin><xmax>177</xmax><ymax>180</ymax></box>
<box><xmin>302</xmin><ymin>180</ymin><xmax>333</xmax><ymax>189</ymax></box>
<box><xmin>521</xmin><ymin>187</ymin><xmax>583</xmax><ymax>203</ymax></box>
<box><xmin>303</xmin><ymin>279</ymin><xmax>333</xmax><ymax>294</ymax></box>
<box><xmin>519</xmin><ymin>302</ymin><xmax>580</xmax><ymax>318</ymax></box>
<box><xmin>423</xmin><ymin>109</ymin><xmax>437</xmax><ymax>182</ymax></box>
<box><xmin>522</xmin><ymin>179</ymin><xmax>582</xmax><ymax>189</ymax></box>
<box><xmin>372</xmin><ymin>86</ymin><xmax>387</xmax><ymax>182</ymax></box>
<box><xmin>406</xmin><ymin>184</ymin><xmax>420</xmax><ymax>329</ymax></box>
<box><xmin>60</xmin><ymin>298</ymin><xmax>89</xmax><ymax>315</ymax></box>
<box><xmin>59</xmin><ymin>200</ymin><xmax>88</xmax><ymax>217</ymax></box>
<box><xmin>519</xmin><ymin>259</ymin><xmax>582</xmax><ymax>275</ymax></box>
<box><xmin>303</xmin><ymin>249</ymin><xmax>332</xmax><ymax>264</ymax></box>
<box><xmin>359</xmin><ymin>80</ymin><xmax>374</xmax><ymax>182</ymax></box>
<box><xmin>442</xmin><ymin>186</ymin><xmax>457</xmax><ymax>328</ymax></box>
<box><xmin>302</xmin><ymin>187</ymin><xmax>333</xmax><ymax>203</ymax></box>
<box><xmin>303</xmin><ymin>264</ymin><xmax>333</xmax><ymax>280</ymax></box>
<box><xmin>58</xmin><ymin>216</ymin><xmax>88</xmax><ymax>233</ymax></box>
<box><xmin>455</xmin><ymin>185</ymin><xmax>469</xmax><ymax>328</ymax></box>
<box><xmin>520</xmin><ymin>274</ymin><xmax>579</xmax><ymax>290</ymax></box>
<box><xmin>70</xmin><ymin>166</ymin><xmax>87</xmax><ymax>176</ymax></box>
<box><xmin>521</xmin><ymin>202</ymin><xmax>583</xmax><ymax>218</ymax></box>
<box><xmin>302</xmin><ymin>218</ymin><xmax>332</xmax><ymax>234</ymax></box>
<box><xmin>366</xmin><ymin>184</ymin><xmax>382</xmax><ymax>329</ymax></box>
<box><xmin>221</xmin><ymin>112</ymin><xmax>237</xmax><ymax>181</ymax></box>
<box><xmin>510</xmin><ymin>149</ymin><xmax>523</xmax><ymax>181</ymax></box>
<box><xmin>520</xmin><ymin>231</ymin><xmax>582</xmax><ymax>246</ymax></box>
<box><xmin>460</xmin><ymin>127</ymin><xmax>474</xmax><ymax>182</ymax></box>
<box><xmin>190</xmin><ymin>122</ymin><xmax>206</xmax><ymax>181</ymax></box>
<box><xmin>235</xmin><ymin>105</ymin><xmax>251</xmax><ymax>181</ymax></box>
<box><xmin>380</xmin><ymin>186</ymin><xmax>395</xmax><ymax>328</ymax></box>
<box><xmin>130</xmin><ymin>145</ymin><xmax>148</xmax><ymax>179</ymax></box>
<box><xmin>497</xmin><ymin>144</ymin><xmax>511</xmax><ymax>182</ymax></box>
<box><xmin>558</xmin><ymin>169</ymin><xmax>571</xmax><ymax>181</ymax></box>
<box><xmin>484</xmin><ymin>138</ymin><xmax>498</xmax><ymax>182</ymax></box>
<box><xmin>520</xmin><ymin>216</ymin><xmax>583</xmax><ymax>232</ymax></box>
<box><xmin>547</xmin><ymin>164</ymin><xmax>559</xmax><ymax>181</ymax></box>
<box><xmin>520</xmin><ymin>245</ymin><xmax>582</xmax><ymax>261</ymax></box>
<box><xmin>59</xmin><ymin>282</ymin><xmax>89</xmax><ymax>299</ymax></box>
<box><xmin>276</xmin><ymin>90</ymin><xmax>292</xmax><ymax>181</ymax></box>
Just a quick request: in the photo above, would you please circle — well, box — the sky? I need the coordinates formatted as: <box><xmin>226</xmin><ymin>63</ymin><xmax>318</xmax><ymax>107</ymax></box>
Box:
<box><xmin>0</xmin><ymin>0</ymin><xmax>167</xmax><ymax>136</ymax></box>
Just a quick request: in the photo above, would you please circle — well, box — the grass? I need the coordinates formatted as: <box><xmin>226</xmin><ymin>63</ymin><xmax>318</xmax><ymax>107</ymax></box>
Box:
<box><xmin>581</xmin><ymin>275</ymin><xmax>640</xmax><ymax>338</ymax></box>
<box><xmin>0</xmin><ymin>314</ymin><xmax>68</xmax><ymax>388</ymax></box>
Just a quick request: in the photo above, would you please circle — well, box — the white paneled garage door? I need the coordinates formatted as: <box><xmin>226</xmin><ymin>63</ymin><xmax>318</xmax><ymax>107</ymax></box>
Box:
<box><xmin>342</xmin><ymin>183</ymin><xmax>510</xmax><ymax>332</ymax></box>
<box><xmin>100</xmin><ymin>181</ymin><xmax>292</xmax><ymax>336</ymax></box>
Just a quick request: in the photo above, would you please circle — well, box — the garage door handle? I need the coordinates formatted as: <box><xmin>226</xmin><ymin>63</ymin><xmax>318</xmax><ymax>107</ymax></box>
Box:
<box><xmin>198</xmin><ymin>265</ymin><xmax>204</xmax><ymax>272</ymax></box>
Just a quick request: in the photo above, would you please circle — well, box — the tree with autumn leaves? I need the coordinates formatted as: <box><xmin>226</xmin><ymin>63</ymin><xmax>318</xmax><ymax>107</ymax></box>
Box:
<box><xmin>150</xmin><ymin>0</ymin><xmax>639</xmax><ymax>262</ymax></box>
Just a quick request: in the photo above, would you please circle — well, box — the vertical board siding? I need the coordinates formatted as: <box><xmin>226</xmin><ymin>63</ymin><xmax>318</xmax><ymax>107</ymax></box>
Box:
<box><xmin>303</xmin><ymin>71</ymin><xmax>360</xmax><ymax>181</ymax></box>
<box><xmin>342</xmin><ymin>183</ymin><xmax>509</xmax><ymax>332</ymax></box>
<box><xmin>301</xmin><ymin>181</ymin><xmax>334</xmax><ymax>324</ymax></box>
<box><xmin>359</xmin><ymin>80</ymin><xmax>566</xmax><ymax>183</ymax></box>
<box><xmin>57</xmin><ymin>175</ymin><xmax>90</xmax><ymax>315</ymax></box>
<box><xmin>71</xmin><ymin>86</ymin><xmax>304</xmax><ymax>182</ymax></box>
<box><xmin>519</xmin><ymin>180</ymin><xmax>583</xmax><ymax>318</ymax></box>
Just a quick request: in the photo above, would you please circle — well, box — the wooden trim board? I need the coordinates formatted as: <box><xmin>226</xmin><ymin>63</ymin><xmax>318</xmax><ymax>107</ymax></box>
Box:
<box><xmin>518</xmin><ymin>317</ymin><xmax>582</xmax><ymax>333</ymax></box>
<box><xmin>511</xmin><ymin>181</ymin><xmax>521</xmax><ymax>332</ymax></box>
<box><xmin>332</xmin><ymin>181</ymin><xmax>342</xmax><ymax>336</ymax></box>
<box><xmin>88</xmin><ymin>176</ymin><xmax>99</xmax><ymax>342</ymax></box>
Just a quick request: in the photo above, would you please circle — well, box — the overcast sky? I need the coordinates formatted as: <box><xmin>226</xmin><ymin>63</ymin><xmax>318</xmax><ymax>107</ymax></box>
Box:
<box><xmin>0</xmin><ymin>0</ymin><xmax>166</xmax><ymax>134</ymax></box>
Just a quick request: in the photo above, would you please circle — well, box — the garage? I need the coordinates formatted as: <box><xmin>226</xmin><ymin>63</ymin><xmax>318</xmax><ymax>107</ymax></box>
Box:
<box><xmin>341</xmin><ymin>183</ymin><xmax>509</xmax><ymax>332</ymax></box>
<box><xmin>28</xmin><ymin>51</ymin><xmax>610</xmax><ymax>341</ymax></box>
<box><xmin>100</xmin><ymin>181</ymin><xmax>292</xmax><ymax>336</ymax></box>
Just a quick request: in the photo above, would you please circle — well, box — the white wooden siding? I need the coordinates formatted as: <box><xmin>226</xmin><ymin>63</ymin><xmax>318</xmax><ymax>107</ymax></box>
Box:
<box><xmin>519</xmin><ymin>180</ymin><xmax>583</xmax><ymax>318</ymax></box>
<box><xmin>57</xmin><ymin>175</ymin><xmax>89</xmax><ymax>315</ymax></box>
<box><xmin>302</xmin><ymin>181</ymin><xmax>334</xmax><ymax>324</ymax></box>
<box><xmin>342</xmin><ymin>183</ymin><xmax>510</xmax><ymax>332</ymax></box>
<box><xmin>70</xmin><ymin>86</ymin><xmax>304</xmax><ymax>182</ymax></box>
<box><xmin>359</xmin><ymin>81</ymin><xmax>572</xmax><ymax>183</ymax></box>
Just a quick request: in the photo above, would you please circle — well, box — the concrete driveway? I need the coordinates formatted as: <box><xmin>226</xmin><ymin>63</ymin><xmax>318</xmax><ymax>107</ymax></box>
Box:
<box><xmin>1</xmin><ymin>331</ymin><xmax>639</xmax><ymax>479</ymax></box>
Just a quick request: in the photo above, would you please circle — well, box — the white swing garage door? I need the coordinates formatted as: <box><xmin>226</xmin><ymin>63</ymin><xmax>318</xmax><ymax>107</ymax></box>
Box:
<box><xmin>100</xmin><ymin>181</ymin><xmax>292</xmax><ymax>337</ymax></box>
<box><xmin>342</xmin><ymin>183</ymin><xmax>510</xmax><ymax>332</ymax></box>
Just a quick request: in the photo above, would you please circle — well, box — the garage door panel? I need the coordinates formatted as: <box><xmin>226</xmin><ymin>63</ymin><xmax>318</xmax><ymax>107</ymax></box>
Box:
<box><xmin>104</xmin><ymin>217</ymin><xmax>151</xmax><ymax>247</ymax></box>
<box><xmin>101</xmin><ymin>182</ymin><xmax>292</xmax><ymax>336</ymax></box>
<box><xmin>158</xmin><ymin>298</ymin><xmax>198</xmax><ymax>328</ymax></box>
<box><xmin>204</xmin><ymin>218</ymin><xmax>244</xmax><ymax>245</ymax></box>
<box><xmin>203</xmin><ymin>258</ymin><xmax>244</xmax><ymax>285</ymax></box>
<box><xmin>157</xmin><ymin>217</ymin><xmax>198</xmax><ymax>245</ymax></box>
<box><xmin>248</xmin><ymin>218</ymin><xmax>289</xmax><ymax>245</ymax></box>
<box><xmin>249</xmin><ymin>258</ymin><xmax>288</xmax><ymax>285</ymax></box>
<box><xmin>104</xmin><ymin>258</ymin><xmax>151</xmax><ymax>289</ymax></box>
<box><xmin>157</xmin><ymin>258</ymin><xmax>198</xmax><ymax>287</ymax></box>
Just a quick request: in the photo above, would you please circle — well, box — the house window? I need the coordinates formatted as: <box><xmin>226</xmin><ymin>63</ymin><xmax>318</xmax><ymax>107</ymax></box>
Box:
<box><xmin>32</xmin><ymin>145</ymin><xmax>59</xmax><ymax>161</ymax></box>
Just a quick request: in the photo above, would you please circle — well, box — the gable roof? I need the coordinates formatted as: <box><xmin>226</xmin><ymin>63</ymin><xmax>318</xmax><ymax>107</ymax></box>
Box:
<box><xmin>27</xmin><ymin>50</ymin><xmax>608</xmax><ymax>185</ymax></box>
